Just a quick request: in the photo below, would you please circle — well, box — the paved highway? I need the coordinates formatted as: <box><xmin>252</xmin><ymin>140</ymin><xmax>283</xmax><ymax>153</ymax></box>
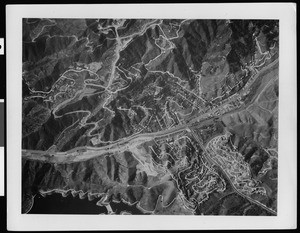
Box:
<box><xmin>22</xmin><ymin>56</ymin><xmax>278</xmax><ymax>168</ymax></box>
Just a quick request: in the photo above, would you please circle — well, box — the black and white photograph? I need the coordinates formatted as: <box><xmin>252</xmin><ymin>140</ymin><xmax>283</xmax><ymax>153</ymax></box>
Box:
<box><xmin>6</xmin><ymin>3</ymin><xmax>297</xmax><ymax>231</ymax></box>
<box><xmin>21</xmin><ymin>17</ymin><xmax>279</xmax><ymax>216</ymax></box>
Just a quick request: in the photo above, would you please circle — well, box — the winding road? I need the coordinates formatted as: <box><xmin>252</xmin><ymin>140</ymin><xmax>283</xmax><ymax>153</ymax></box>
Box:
<box><xmin>22</xmin><ymin>56</ymin><xmax>278</xmax><ymax>166</ymax></box>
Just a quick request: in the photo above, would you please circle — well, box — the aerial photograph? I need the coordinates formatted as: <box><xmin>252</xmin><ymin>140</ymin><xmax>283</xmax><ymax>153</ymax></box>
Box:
<box><xmin>22</xmin><ymin>18</ymin><xmax>278</xmax><ymax>215</ymax></box>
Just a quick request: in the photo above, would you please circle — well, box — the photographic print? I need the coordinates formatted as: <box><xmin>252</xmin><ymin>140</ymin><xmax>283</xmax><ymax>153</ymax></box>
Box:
<box><xmin>21</xmin><ymin>18</ymin><xmax>279</xmax><ymax>216</ymax></box>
